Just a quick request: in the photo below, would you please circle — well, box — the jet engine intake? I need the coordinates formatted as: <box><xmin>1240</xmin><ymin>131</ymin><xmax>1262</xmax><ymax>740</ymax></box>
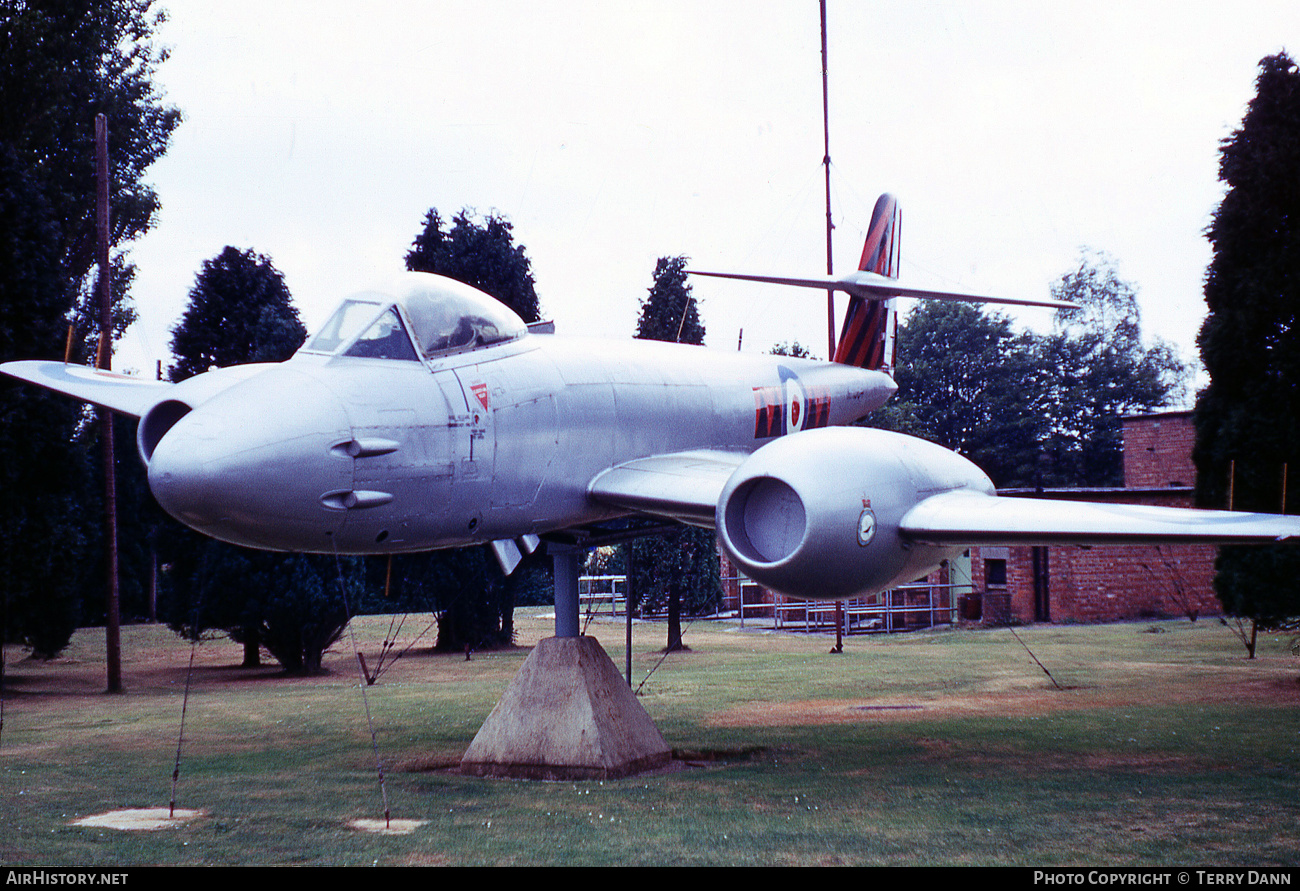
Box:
<box><xmin>137</xmin><ymin>399</ymin><xmax>193</xmax><ymax>463</ymax></box>
<box><xmin>716</xmin><ymin>427</ymin><xmax>993</xmax><ymax>601</ymax></box>
<box><xmin>135</xmin><ymin>363</ymin><xmax>286</xmax><ymax>466</ymax></box>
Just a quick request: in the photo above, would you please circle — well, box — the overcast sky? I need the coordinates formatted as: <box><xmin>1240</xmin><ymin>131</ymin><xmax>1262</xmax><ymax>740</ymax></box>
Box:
<box><xmin>120</xmin><ymin>1</ymin><xmax>1298</xmax><ymax>391</ymax></box>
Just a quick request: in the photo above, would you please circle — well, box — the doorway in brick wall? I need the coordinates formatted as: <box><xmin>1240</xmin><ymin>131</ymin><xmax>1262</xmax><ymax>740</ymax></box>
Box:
<box><xmin>1032</xmin><ymin>546</ymin><xmax>1050</xmax><ymax>623</ymax></box>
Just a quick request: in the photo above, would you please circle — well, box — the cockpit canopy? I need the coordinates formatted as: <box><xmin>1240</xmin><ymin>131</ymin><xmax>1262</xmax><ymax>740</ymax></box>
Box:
<box><xmin>303</xmin><ymin>273</ymin><xmax>528</xmax><ymax>360</ymax></box>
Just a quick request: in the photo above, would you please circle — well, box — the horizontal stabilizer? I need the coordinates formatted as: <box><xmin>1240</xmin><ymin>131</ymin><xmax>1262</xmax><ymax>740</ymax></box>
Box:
<box><xmin>686</xmin><ymin>269</ymin><xmax>1075</xmax><ymax>310</ymax></box>
<box><xmin>900</xmin><ymin>489</ymin><xmax>1300</xmax><ymax>546</ymax></box>
<box><xmin>0</xmin><ymin>360</ymin><xmax>171</xmax><ymax>418</ymax></box>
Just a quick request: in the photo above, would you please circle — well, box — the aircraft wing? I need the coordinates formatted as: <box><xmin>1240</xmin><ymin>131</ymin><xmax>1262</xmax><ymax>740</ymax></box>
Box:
<box><xmin>686</xmin><ymin>269</ymin><xmax>1075</xmax><ymax>310</ymax></box>
<box><xmin>899</xmin><ymin>489</ymin><xmax>1300</xmax><ymax>546</ymax></box>
<box><xmin>586</xmin><ymin>450</ymin><xmax>1300</xmax><ymax>546</ymax></box>
<box><xmin>587</xmin><ymin>450</ymin><xmax>747</xmax><ymax>528</ymax></box>
<box><xmin>0</xmin><ymin>360</ymin><xmax>171</xmax><ymax>418</ymax></box>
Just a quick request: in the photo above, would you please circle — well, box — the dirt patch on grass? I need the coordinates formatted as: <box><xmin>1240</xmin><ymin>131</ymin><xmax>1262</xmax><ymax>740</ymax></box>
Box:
<box><xmin>708</xmin><ymin>689</ymin><xmax>1089</xmax><ymax>727</ymax></box>
<box><xmin>70</xmin><ymin>808</ymin><xmax>205</xmax><ymax>830</ymax></box>
<box><xmin>348</xmin><ymin>817</ymin><xmax>426</xmax><ymax>834</ymax></box>
<box><xmin>401</xmin><ymin>852</ymin><xmax>454</xmax><ymax>866</ymax></box>
<box><xmin>708</xmin><ymin>666</ymin><xmax>1300</xmax><ymax>728</ymax></box>
<box><xmin>1</xmin><ymin>621</ymin><xmax>527</xmax><ymax>705</ymax></box>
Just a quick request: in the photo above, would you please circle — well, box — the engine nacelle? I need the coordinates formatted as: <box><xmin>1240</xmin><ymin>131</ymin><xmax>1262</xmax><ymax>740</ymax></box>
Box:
<box><xmin>716</xmin><ymin>427</ymin><xmax>994</xmax><ymax>600</ymax></box>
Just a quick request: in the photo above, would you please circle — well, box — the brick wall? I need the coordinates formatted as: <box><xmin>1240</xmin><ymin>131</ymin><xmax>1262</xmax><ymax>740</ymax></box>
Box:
<box><xmin>988</xmin><ymin>411</ymin><xmax>1221</xmax><ymax>625</ymax></box>
<box><xmin>1122</xmin><ymin>411</ymin><xmax>1197</xmax><ymax>488</ymax></box>
<box><xmin>1002</xmin><ymin>541</ymin><xmax>1218</xmax><ymax>624</ymax></box>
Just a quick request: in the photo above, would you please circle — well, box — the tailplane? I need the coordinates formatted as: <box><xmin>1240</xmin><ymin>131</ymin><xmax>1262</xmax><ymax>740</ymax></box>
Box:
<box><xmin>686</xmin><ymin>193</ymin><xmax>1073</xmax><ymax>372</ymax></box>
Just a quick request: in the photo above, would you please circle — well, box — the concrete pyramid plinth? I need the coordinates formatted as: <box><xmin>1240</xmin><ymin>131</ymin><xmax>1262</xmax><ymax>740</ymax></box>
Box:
<box><xmin>460</xmin><ymin>635</ymin><xmax>671</xmax><ymax>780</ymax></box>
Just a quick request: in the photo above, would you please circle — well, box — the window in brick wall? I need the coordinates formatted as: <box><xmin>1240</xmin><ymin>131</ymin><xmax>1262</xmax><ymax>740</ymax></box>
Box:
<box><xmin>985</xmin><ymin>558</ymin><xmax>1007</xmax><ymax>587</ymax></box>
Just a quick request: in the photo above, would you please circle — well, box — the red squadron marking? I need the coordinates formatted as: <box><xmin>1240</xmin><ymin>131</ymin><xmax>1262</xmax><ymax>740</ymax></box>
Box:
<box><xmin>471</xmin><ymin>382</ymin><xmax>490</xmax><ymax>411</ymax></box>
<box><xmin>753</xmin><ymin>386</ymin><xmax>784</xmax><ymax>438</ymax></box>
<box><xmin>804</xmin><ymin>389</ymin><xmax>831</xmax><ymax>429</ymax></box>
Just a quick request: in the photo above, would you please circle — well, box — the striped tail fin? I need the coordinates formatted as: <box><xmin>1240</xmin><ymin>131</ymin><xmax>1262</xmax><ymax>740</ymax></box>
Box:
<box><xmin>833</xmin><ymin>194</ymin><xmax>900</xmax><ymax>371</ymax></box>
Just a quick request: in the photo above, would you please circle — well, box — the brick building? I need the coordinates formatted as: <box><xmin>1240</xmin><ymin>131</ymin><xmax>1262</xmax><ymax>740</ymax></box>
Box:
<box><xmin>974</xmin><ymin>410</ymin><xmax>1220</xmax><ymax>624</ymax></box>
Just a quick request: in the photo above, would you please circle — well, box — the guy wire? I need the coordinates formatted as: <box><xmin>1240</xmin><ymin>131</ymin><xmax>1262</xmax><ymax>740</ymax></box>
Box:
<box><xmin>331</xmin><ymin>540</ymin><xmax>392</xmax><ymax>829</ymax></box>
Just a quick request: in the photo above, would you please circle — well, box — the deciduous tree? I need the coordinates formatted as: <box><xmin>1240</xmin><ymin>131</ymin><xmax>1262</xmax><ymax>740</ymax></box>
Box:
<box><xmin>878</xmin><ymin>301</ymin><xmax>1047</xmax><ymax>488</ymax></box>
<box><xmin>0</xmin><ymin>0</ymin><xmax>181</xmax><ymax>286</ymax></box>
<box><xmin>876</xmin><ymin>255</ymin><xmax>1185</xmax><ymax>490</ymax></box>
<box><xmin>1042</xmin><ymin>251</ymin><xmax>1186</xmax><ymax>487</ymax></box>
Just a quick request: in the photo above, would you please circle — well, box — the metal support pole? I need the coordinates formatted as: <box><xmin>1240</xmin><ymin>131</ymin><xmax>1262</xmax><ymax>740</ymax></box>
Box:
<box><xmin>552</xmin><ymin>547</ymin><xmax>580</xmax><ymax>638</ymax></box>
<box><xmin>624</xmin><ymin>547</ymin><xmax>633</xmax><ymax>685</ymax></box>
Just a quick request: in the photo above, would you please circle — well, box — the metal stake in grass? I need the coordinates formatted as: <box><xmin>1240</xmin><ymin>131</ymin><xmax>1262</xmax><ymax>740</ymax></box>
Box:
<box><xmin>353</xmin><ymin>558</ymin><xmax>442</xmax><ymax>685</ymax></box>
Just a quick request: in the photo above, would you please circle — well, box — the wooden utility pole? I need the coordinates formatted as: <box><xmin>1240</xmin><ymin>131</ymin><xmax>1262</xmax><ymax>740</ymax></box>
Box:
<box><xmin>96</xmin><ymin>114</ymin><xmax>123</xmax><ymax>693</ymax></box>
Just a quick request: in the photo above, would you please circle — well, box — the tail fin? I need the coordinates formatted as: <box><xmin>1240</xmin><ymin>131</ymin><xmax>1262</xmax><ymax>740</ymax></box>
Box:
<box><xmin>833</xmin><ymin>194</ymin><xmax>900</xmax><ymax>371</ymax></box>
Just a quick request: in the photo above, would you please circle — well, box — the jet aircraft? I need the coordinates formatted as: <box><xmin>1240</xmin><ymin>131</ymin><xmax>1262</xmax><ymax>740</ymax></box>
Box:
<box><xmin>5</xmin><ymin>194</ymin><xmax>1300</xmax><ymax>603</ymax></box>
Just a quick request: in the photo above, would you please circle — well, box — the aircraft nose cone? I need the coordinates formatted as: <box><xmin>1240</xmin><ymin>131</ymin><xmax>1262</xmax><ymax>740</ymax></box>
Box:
<box><xmin>148</xmin><ymin>367</ymin><xmax>354</xmax><ymax>551</ymax></box>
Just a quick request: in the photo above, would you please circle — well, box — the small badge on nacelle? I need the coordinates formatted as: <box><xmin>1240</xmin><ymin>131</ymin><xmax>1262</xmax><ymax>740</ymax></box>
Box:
<box><xmin>857</xmin><ymin>507</ymin><xmax>876</xmax><ymax>546</ymax></box>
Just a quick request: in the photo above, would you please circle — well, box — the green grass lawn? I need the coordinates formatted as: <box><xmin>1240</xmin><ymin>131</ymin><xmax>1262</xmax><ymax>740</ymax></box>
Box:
<box><xmin>2</xmin><ymin>611</ymin><xmax>1298</xmax><ymax>866</ymax></box>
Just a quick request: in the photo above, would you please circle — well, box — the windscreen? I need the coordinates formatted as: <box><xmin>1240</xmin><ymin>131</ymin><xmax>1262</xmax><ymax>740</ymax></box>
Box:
<box><xmin>342</xmin><ymin>308</ymin><xmax>420</xmax><ymax>361</ymax></box>
<box><xmin>305</xmin><ymin>300</ymin><xmax>383</xmax><ymax>353</ymax></box>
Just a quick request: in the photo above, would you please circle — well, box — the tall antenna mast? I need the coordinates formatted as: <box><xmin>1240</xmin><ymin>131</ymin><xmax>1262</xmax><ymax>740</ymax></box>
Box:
<box><xmin>820</xmin><ymin>0</ymin><xmax>835</xmax><ymax>359</ymax></box>
<box><xmin>821</xmin><ymin>2</ymin><xmax>846</xmax><ymax>655</ymax></box>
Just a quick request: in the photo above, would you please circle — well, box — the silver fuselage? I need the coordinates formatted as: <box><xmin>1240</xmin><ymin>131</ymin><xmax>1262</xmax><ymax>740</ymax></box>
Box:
<box><xmin>146</xmin><ymin>332</ymin><xmax>896</xmax><ymax>554</ymax></box>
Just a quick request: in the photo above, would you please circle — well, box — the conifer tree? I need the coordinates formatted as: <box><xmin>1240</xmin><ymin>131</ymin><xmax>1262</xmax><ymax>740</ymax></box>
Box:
<box><xmin>160</xmin><ymin>249</ymin><xmax>363</xmax><ymax>673</ymax></box>
<box><xmin>0</xmin><ymin>0</ymin><xmax>180</xmax><ymax>656</ymax></box>
<box><xmin>1194</xmin><ymin>52</ymin><xmax>1300</xmax><ymax>630</ymax></box>
<box><xmin>635</xmin><ymin>257</ymin><xmax>704</xmax><ymax>345</ymax></box>
<box><xmin>403</xmin><ymin>207</ymin><xmax>545</xmax><ymax>651</ymax></box>
<box><xmin>169</xmin><ymin>247</ymin><xmax>304</xmax><ymax>381</ymax></box>
<box><xmin>629</xmin><ymin>256</ymin><xmax>720</xmax><ymax>650</ymax></box>
<box><xmin>405</xmin><ymin>208</ymin><xmax>540</xmax><ymax>323</ymax></box>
